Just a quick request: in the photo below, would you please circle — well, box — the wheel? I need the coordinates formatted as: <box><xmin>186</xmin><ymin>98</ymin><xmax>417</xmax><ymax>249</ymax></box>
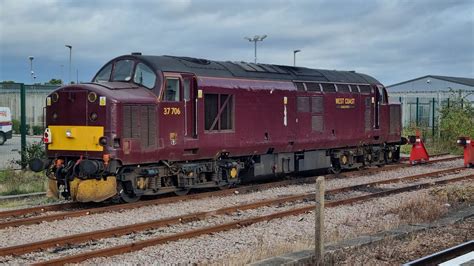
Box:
<box><xmin>0</xmin><ymin>133</ymin><xmax>5</xmax><ymax>145</ymax></box>
<box><xmin>174</xmin><ymin>188</ymin><xmax>191</xmax><ymax>196</ymax></box>
<box><xmin>119</xmin><ymin>190</ymin><xmax>140</xmax><ymax>203</ymax></box>
<box><xmin>329</xmin><ymin>165</ymin><xmax>341</xmax><ymax>174</ymax></box>
<box><xmin>218</xmin><ymin>182</ymin><xmax>232</xmax><ymax>190</ymax></box>
<box><xmin>384</xmin><ymin>150</ymin><xmax>391</xmax><ymax>164</ymax></box>
<box><xmin>118</xmin><ymin>183</ymin><xmax>140</xmax><ymax>203</ymax></box>
<box><xmin>329</xmin><ymin>158</ymin><xmax>342</xmax><ymax>174</ymax></box>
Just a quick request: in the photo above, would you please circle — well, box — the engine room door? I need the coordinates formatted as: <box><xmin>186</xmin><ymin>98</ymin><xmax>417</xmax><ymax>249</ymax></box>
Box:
<box><xmin>374</xmin><ymin>85</ymin><xmax>381</xmax><ymax>129</ymax></box>
<box><xmin>182</xmin><ymin>75</ymin><xmax>197</xmax><ymax>139</ymax></box>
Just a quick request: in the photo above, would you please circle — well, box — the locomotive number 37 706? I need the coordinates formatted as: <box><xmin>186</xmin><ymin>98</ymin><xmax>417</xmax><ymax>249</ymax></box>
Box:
<box><xmin>163</xmin><ymin>107</ymin><xmax>181</xmax><ymax>115</ymax></box>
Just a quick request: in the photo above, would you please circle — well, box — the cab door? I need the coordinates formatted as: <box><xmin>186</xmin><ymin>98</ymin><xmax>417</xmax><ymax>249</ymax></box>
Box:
<box><xmin>161</xmin><ymin>74</ymin><xmax>185</xmax><ymax>148</ymax></box>
<box><xmin>182</xmin><ymin>74</ymin><xmax>198</xmax><ymax>139</ymax></box>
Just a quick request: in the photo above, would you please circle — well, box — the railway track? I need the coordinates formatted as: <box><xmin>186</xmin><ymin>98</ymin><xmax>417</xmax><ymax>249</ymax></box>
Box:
<box><xmin>0</xmin><ymin>167</ymin><xmax>471</xmax><ymax>264</ymax></box>
<box><xmin>0</xmin><ymin>155</ymin><xmax>464</xmax><ymax>228</ymax></box>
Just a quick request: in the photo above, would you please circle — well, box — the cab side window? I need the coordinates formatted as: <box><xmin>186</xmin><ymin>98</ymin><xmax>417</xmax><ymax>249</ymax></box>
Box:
<box><xmin>164</xmin><ymin>78</ymin><xmax>180</xmax><ymax>101</ymax></box>
<box><xmin>133</xmin><ymin>63</ymin><xmax>156</xmax><ymax>89</ymax></box>
<box><xmin>94</xmin><ymin>64</ymin><xmax>112</xmax><ymax>82</ymax></box>
<box><xmin>382</xmin><ymin>88</ymin><xmax>389</xmax><ymax>103</ymax></box>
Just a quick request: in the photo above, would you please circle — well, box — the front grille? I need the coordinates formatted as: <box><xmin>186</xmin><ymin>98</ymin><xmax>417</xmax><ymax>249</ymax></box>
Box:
<box><xmin>312</xmin><ymin>115</ymin><xmax>324</xmax><ymax>132</ymax></box>
<box><xmin>365</xmin><ymin>97</ymin><xmax>371</xmax><ymax>131</ymax></box>
<box><xmin>390</xmin><ymin>105</ymin><xmax>401</xmax><ymax>134</ymax></box>
<box><xmin>123</xmin><ymin>105</ymin><xmax>156</xmax><ymax>148</ymax></box>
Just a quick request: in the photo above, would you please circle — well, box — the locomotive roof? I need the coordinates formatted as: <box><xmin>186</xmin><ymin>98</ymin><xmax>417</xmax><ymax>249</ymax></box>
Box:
<box><xmin>113</xmin><ymin>54</ymin><xmax>381</xmax><ymax>85</ymax></box>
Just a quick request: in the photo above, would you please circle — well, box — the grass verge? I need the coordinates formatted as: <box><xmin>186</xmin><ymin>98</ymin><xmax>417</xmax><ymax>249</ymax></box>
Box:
<box><xmin>0</xmin><ymin>168</ymin><xmax>47</xmax><ymax>196</ymax></box>
<box><xmin>389</xmin><ymin>183</ymin><xmax>473</xmax><ymax>224</ymax></box>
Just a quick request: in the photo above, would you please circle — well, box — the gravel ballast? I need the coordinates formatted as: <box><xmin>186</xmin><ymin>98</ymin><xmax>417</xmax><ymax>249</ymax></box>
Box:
<box><xmin>84</xmin><ymin>181</ymin><xmax>472</xmax><ymax>265</ymax></box>
<box><xmin>0</xmin><ymin>160</ymin><xmax>465</xmax><ymax>248</ymax></box>
<box><xmin>0</xmin><ymin>159</ymin><xmax>470</xmax><ymax>264</ymax></box>
<box><xmin>4</xmin><ymin>179</ymin><xmax>468</xmax><ymax>265</ymax></box>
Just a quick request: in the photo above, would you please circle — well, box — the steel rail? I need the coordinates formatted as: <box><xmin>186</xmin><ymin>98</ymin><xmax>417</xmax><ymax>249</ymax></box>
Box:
<box><xmin>403</xmin><ymin>240</ymin><xmax>473</xmax><ymax>265</ymax></box>
<box><xmin>342</xmin><ymin>155</ymin><xmax>463</xmax><ymax>177</ymax></box>
<box><xmin>32</xmin><ymin>174</ymin><xmax>474</xmax><ymax>266</ymax></box>
<box><xmin>0</xmin><ymin>167</ymin><xmax>467</xmax><ymax>258</ymax></box>
<box><xmin>399</xmin><ymin>152</ymin><xmax>451</xmax><ymax>162</ymax></box>
<box><xmin>0</xmin><ymin>156</ymin><xmax>463</xmax><ymax>227</ymax></box>
<box><xmin>0</xmin><ymin>202</ymin><xmax>82</xmax><ymax>220</ymax></box>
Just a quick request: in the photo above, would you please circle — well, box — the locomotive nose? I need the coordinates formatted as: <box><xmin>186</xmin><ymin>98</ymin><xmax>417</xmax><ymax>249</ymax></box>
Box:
<box><xmin>45</xmin><ymin>85</ymin><xmax>109</xmax><ymax>153</ymax></box>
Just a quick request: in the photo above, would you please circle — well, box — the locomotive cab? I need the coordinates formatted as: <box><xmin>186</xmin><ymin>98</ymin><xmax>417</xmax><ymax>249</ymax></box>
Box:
<box><xmin>37</xmin><ymin>56</ymin><xmax>164</xmax><ymax>202</ymax></box>
<box><xmin>37</xmin><ymin>55</ymin><xmax>205</xmax><ymax>202</ymax></box>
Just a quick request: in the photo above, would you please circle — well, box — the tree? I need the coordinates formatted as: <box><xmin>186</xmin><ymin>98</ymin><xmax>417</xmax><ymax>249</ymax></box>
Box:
<box><xmin>438</xmin><ymin>92</ymin><xmax>474</xmax><ymax>152</ymax></box>
<box><xmin>1</xmin><ymin>80</ymin><xmax>15</xmax><ymax>83</ymax></box>
<box><xmin>47</xmin><ymin>79</ymin><xmax>62</xmax><ymax>85</ymax></box>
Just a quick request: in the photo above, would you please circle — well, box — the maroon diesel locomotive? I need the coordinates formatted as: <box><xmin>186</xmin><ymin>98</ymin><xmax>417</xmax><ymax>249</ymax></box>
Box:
<box><xmin>31</xmin><ymin>53</ymin><xmax>403</xmax><ymax>202</ymax></box>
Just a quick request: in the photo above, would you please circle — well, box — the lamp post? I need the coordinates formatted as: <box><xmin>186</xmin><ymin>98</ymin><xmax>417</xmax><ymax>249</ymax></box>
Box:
<box><xmin>65</xmin><ymin>44</ymin><xmax>72</xmax><ymax>84</ymax></box>
<box><xmin>244</xmin><ymin>35</ymin><xmax>267</xmax><ymax>63</ymax></box>
<box><xmin>293</xmin><ymin>49</ymin><xmax>301</xmax><ymax>67</ymax></box>
<box><xmin>28</xmin><ymin>56</ymin><xmax>34</xmax><ymax>84</ymax></box>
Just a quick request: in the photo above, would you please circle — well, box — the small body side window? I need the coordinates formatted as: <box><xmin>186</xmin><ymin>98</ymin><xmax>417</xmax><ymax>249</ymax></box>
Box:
<box><xmin>164</xmin><ymin>78</ymin><xmax>180</xmax><ymax>101</ymax></box>
<box><xmin>321</xmin><ymin>83</ymin><xmax>336</xmax><ymax>93</ymax></box>
<box><xmin>382</xmin><ymin>88</ymin><xmax>389</xmax><ymax>103</ymax></box>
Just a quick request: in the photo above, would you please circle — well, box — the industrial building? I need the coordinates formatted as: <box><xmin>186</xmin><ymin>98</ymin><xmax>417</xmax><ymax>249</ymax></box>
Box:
<box><xmin>387</xmin><ymin>75</ymin><xmax>474</xmax><ymax>131</ymax></box>
<box><xmin>0</xmin><ymin>83</ymin><xmax>59</xmax><ymax>131</ymax></box>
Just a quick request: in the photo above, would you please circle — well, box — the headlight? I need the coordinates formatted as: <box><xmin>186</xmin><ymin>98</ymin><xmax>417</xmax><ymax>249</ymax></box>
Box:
<box><xmin>88</xmin><ymin>92</ymin><xmax>98</xmax><ymax>103</ymax></box>
<box><xmin>89</xmin><ymin>112</ymin><xmax>98</xmax><ymax>122</ymax></box>
<box><xmin>51</xmin><ymin>92</ymin><xmax>59</xmax><ymax>102</ymax></box>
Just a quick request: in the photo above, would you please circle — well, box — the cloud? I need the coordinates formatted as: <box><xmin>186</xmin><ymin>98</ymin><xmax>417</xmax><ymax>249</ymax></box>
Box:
<box><xmin>0</xmin><ymin>0</ymin><xmax>473</xmax><ymax>85</ymax></box>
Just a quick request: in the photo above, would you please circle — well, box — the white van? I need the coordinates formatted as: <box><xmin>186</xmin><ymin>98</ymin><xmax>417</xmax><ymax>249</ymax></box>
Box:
<box><xmin>0</xmin><ymin>107</ymin><xmax>13</xmax><ymax>145</ymax></box>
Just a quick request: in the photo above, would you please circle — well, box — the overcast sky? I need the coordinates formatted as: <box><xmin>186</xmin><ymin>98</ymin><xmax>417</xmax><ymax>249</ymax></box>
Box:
<box><xmin>0</xmin><ymin>0</ymin><xmax>473</xmax><ymax>85</ymax></box>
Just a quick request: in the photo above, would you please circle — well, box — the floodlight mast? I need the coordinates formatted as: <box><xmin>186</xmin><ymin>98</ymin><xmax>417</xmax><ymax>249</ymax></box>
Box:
<box><xmin>244</xmin><ymin>35</ymin><xmax>267</xmax><ymax>63</ymax></box>
<box><xmin>28</xmin><ymin>56</ymin><xmax>34</xmax><ymax>83</ymax></box>
<box><xmin>65</xmin><ymin>45</ymin><xmax>72</xmax><ymax>84</ymax></box>
<box><xmin>293</xmin><ymin>49</ymin><xmax>301</xmax><ymax>66</ymax></box>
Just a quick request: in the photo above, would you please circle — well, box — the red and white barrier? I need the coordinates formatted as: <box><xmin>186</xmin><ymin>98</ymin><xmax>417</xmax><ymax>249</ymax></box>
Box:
<box><xmin>408</xmin><ymin>133</ymin><xmax>429</xmax><ymax>165</ymax></box>
<box><xmin>457</xmin><ymin>137</ymin><xmax>474</xmax><ymax>168</ymax></box>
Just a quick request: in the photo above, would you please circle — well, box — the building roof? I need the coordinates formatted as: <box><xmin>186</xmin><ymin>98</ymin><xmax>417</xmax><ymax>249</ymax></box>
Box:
<box><xmin>387</xmin><ymin>75</ymin><xmax>474</xmax><ymax>88</ymax></box>
<box><xmin>98</xmin><ymin>54</ymin><xmax>381</xmax><ymax>85</ymax></box>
